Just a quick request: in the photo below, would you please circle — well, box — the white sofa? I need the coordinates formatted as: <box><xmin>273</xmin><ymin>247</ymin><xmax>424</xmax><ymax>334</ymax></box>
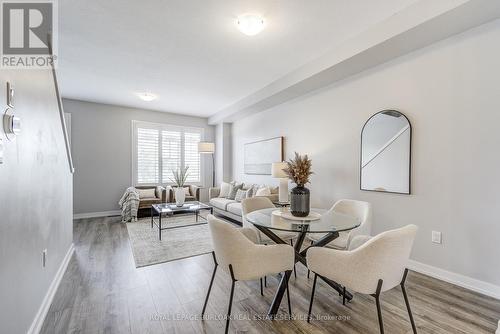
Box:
<box><xmin>208</xmin><ymin>184</ymin><xmax>279</xmax><ymax>223</ymax></box>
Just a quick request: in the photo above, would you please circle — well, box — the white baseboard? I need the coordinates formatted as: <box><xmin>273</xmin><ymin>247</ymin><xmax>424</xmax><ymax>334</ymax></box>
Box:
<box><xmin>28</xmin><ymin>243</ymin><xmax>75</xmax><ymax>334</ymax></box>
<box><xmin>73</xmin><ymin>210</ymin><xmax>121</xmax><ymax>219</ymax></box>
<box><xmin>408</xmin><ymin>259</ymin><xmax>500</xmax><ymax>300</ymax></box>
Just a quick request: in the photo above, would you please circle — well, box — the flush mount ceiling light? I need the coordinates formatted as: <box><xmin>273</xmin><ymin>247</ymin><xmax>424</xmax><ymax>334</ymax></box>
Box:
<box><xmin>236</xmin><ymin>14</ymin><xmax>265</xmax><ymax>36</ymax></box>
<box><xmin>136</xmin><ymin>92</ymin><xmax>157</xmax><ymax>102</ymax></box>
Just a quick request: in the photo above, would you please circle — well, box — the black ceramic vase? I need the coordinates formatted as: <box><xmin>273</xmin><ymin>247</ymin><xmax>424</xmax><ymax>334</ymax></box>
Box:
<box><xmin>290</xmin><ymin>185</ymin><xmax>310</xmax><ymax>217</ymax></box>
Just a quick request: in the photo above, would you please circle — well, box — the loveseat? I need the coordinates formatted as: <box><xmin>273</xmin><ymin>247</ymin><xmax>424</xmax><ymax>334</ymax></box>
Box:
<box><xmin>168</xmin><ymin>185</ymin><xmax>201</xmax><ymax>203</ymax></box>
<box><xmin>208</xmin><ymin>183</ymin><xmax>278</xmax><ymax>223</ymax></box>
<box><xmin>135</xmin><ymin>185</ymin><xmax>168</xmax><ymax>210</ymax></box>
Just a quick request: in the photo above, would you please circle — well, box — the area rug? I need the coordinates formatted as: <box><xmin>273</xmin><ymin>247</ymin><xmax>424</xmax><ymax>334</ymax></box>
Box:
<box><xmin>126</xmin><ymin>214</ymin><xmax>213</xmax><ymax>268</ymax></box>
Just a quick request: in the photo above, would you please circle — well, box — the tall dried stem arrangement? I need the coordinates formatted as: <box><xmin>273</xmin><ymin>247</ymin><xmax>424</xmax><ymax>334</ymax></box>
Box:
<box><xmin>283</xmin><ymin>152</ymin><xmax>313</xmax><ymax>186</ymax></box>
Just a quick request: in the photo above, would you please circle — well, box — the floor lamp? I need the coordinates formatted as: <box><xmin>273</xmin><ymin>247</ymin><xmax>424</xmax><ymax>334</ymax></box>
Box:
<box><xmin>198</xmin><ymin>142</ymin><xmax>215</xmax><ymax>187</ymax></box>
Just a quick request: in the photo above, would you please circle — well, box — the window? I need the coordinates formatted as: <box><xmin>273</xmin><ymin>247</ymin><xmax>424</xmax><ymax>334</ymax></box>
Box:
<box><xmin>161</xmin><ymin>130</ymin><xmax>181</xmax><ymax>183</ymax></box>
<box><xmin>137</xmin><ymin>128</ymin><xmax>159</xmax><ymax>184</ymax></box>
<box><xmin>184</xmin><ymin>131</ymin><xmax>201</xmax><ymax>183</ymax></box>
<box><xmin>133</xmin><ymin>121</ymin><xmax>203</xmax><ymax>185</ymax></box>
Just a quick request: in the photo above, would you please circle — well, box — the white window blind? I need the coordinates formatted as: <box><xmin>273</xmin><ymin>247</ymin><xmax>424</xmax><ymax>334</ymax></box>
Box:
<box><xmin>184</xmin><ymin>131</ymin><xmax>201</xmax><ymax>183</ymax></box>
<box><xmin>133</xmin><ymin>121</ymin><xmax>203</xmax><ymax>185</ymax></box>
<box><xmin>162</xmin><ymin>130</ymin><xmax>181</xmax><ymax>183</ymax></box>
<box><xmin>136</xmin><ymin>128</ymin><xmax>159</xmax><ymax>184</ymax></box>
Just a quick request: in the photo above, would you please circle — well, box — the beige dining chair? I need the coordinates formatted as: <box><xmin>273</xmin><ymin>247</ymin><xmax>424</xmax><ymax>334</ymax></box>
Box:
<box><xmin>306</xmin><ymin>199</ymin><xmax>372</xmax><ymax>278</ymax></box>
<box><xmin>241</xmin><ymin>197</ymin><xmax>298</xmax><ymax>244</ymax></box>
<box><xmin>241</xmin><ymin>197</ymin><xmax>298</xmax><ymax>279</ymax></box>
<box><xmin>306</xmin><ymin>224</ymin><xmax>418</xmax><ymax>334</ymax></box>
<box><xmin>307</xmin><ymin>199</ymin><xmax>372</xmax><ymax>250</ymax></box>
<box><xmin>203</xmin><ymin>214</ymin><xmax>295</xmax><ymax>334</ymax></box>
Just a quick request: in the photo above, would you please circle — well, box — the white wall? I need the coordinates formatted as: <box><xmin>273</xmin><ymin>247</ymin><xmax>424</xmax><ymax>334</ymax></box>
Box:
<box><xmin>63</xmin><ymin>99</ymin><xmax>215</xmax><ymax>214</ymax></box>
<box><xmin>0</xmin><ymin>71</ymin><xmax>73</xmax><ymax>333</ymax></box>
<box><xmin>231</xmin><ymin>20</ymin><xmax>500</xmax><ymax>288</ymax></box>
<box><xmin>215</xmin><ymin>123</ymin><xmax>232</xmax><ymax>185</ymax></box>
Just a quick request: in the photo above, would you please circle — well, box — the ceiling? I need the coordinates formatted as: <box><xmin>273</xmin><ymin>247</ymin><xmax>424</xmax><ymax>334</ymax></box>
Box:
<box><xmin>58</xmin><ymin>0</ymin><xmax>417</xmax><ymax>118</ymax></box>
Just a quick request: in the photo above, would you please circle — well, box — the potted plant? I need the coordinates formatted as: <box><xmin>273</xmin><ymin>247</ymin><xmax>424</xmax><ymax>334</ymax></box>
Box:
<box><xmin>170</xmin><ymin>166</ymin><xmax>189</xmax><ymax>207</ymax></box>
<box><xmin>283</xmin><ymin>152</ymin><xmax>313</xmax><ymax>217</ymax></box>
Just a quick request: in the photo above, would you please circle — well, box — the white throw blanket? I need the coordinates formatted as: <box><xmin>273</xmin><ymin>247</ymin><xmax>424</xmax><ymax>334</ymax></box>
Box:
<box><xmin>119</xmin><ymin>187</ymin><xmax>140</xmax><ymax>222</ymax></box>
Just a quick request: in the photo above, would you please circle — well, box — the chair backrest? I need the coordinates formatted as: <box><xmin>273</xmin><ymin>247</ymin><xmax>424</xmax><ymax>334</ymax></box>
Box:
<box><xmin>331</xmin><ymin>199</ymin><xmax>372</xmax><ymax>236</ymax></box>
<box><xmin>241</xmin><ymin>197</ymin><xmax>275</xmax><ymax>228</ymax></box>
<box><xmin>207</xmin><ymin>214</ymin><xmax>254</xmax><ymax>274</ymax></box>
<box><xmin>353</xmin><ymin>224</ymin><xmax>417</xmax><ymax>293</ymax></box>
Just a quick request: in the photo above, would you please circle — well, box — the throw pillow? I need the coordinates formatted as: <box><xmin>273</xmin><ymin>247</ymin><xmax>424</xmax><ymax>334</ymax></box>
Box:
<box><xmin>218</xmin><ymin>182</ymin><xmax>231</xmax><ymax>198</ymax></box>
<box><xmin>234</xmin><ymin>189</ymin><xmax>247</xmax><ymax>202</ymax></box>
<box><xmin>137</xmin><ymin>188</ymin><xmax>155</xmax><ymax>199</ymax></box>
<box><xmin>226</xmin><ymin>183</ymin><xmax>243</xmax><ymax>200</ymax></box>
<box><xmin>245</xmin><ymin>186</ymin><xmax>255</xmax><ymax>198</ymax></box>
<box><xmin>245</xmin><ymin>184</ymin><xmax>257</xmax><ymax>198</ymax></box>
<box><xmin>183</xmin><ymin>187</ymin><xmax>191</xmax><ymax>196</ymax></box>
<box><xmin>255</xmin><ymin>186</ymin><xmax>271</xmax><ymax>197</ymax></box>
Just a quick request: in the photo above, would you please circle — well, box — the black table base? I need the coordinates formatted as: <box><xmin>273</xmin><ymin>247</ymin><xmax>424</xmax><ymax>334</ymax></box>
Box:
<box><xmin>254</xmin><ymin>224</ymin><xmax>353</xmax><ymax>317</ymax></box>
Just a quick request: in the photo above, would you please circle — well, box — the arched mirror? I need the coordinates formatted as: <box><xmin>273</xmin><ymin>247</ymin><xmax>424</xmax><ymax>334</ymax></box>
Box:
<box><xmin>360</xmin><ymin>110</ymin><xmax>411</xmax><ymax>194</ymax></box>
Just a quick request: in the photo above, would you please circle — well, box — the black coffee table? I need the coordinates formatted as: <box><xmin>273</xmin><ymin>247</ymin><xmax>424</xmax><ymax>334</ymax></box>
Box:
<box><xmin>151</xmin><ymin>201</ymin><xmax>213</xmax><ymax>240</ymax></box>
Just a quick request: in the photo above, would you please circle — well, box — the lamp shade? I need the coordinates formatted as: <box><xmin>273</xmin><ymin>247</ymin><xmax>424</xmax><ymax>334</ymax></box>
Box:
<box><xmin>198</xmin><ymin>142</ymin><xmax>215</xmax><ymax>154</ymax></box>
<box><xmin>271</xmin><ymin>162</ymin><xmax>287</xmax><ymax>178</ymax></box>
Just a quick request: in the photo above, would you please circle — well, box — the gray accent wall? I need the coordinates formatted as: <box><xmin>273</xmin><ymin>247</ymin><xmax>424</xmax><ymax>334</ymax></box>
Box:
<box><xmin>231</xmin><ymin>20</ymin><xmax>500</xmax><ymax>288</ymax></box>
<box><xmin>0</xmin><ymin>71</ymin><xmax>73</xmax><ymax>333</ymax></box>
<box><xmin>63</xmin><ymin>99</ymin><xmax>215</xmax><ymax>214</ymax></box>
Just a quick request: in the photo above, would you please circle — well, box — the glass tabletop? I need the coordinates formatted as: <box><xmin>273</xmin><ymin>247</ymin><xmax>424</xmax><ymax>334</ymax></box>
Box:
<box><xmin>152</xmin><ymin>201</ymin><xmax>212</xmax><ymax>213</ymax></box>
<box><xmin>246</xmin><ymin>208</ymin><xmax>360</xmax><ymax>233</ymax></box>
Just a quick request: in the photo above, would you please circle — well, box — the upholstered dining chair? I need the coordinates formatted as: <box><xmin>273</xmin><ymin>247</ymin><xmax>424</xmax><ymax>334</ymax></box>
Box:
<box><xmin>307</xmin><ymin>199</ymin><xmax>372</xmax><ymax>250</ymax></box>
<box><xmin>203</xmin><ymin>215</ymin><xmax>295</xmax><ymax>334</ymax></box>
<box><xmin>242</xmin><ymin>197</ymin><xmax>298</xmax><ymax>278</ymax></box>
<box><xmin>241</xmin><ymin>197</ymin><xmax>298</xmax><ymax>243</ymax></box>
<box><xmin>306</xmin><ymin>199</ymin><xmax>372</xmax><ymax>279</ymax></box>
<box><xmin>306</xmin><ymin>224</ymin><xmax>418</xmax><ymax>334</ymax></box>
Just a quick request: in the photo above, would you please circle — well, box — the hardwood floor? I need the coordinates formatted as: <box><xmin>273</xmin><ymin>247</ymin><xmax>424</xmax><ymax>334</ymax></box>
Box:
<box><xmin>41</xmin><ymin>216</ymin><xmax>500</xmax><ymax>333</ymax></box>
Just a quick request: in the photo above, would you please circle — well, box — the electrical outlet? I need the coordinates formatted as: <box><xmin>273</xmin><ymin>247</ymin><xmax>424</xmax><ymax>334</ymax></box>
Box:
<box><xmin>432</xmin><ymin>231</ymin><xmax>442</xmax><ymax>244</ymax></box>
<box><xmin>42</xmin><ymin>249</ymin><xmax>47</xmax><ymax>267</ymax></box>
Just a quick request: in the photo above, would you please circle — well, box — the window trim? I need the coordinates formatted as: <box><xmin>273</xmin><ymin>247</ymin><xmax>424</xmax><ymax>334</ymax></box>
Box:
<box><xmin>131</xmin><ymin>120</ymin><xmax>204</xmax><ymax>186</ymax></box>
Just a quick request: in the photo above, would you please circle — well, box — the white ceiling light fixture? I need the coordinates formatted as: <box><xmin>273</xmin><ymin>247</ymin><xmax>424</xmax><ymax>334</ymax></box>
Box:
<box><xmin>136</xmin><ymin>92</ymin><xmax>157</xmax><ymax>102</ymax></box>
<box><xmin>236</xmin><ymin>14</ymin><xmax>265</xmax><ymax>36</ymax></box>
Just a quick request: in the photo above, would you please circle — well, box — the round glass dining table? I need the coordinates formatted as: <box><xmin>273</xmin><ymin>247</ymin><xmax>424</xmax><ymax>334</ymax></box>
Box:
<box><xmin>245</xmin><ymin>207</ymin><xmax>361</xmax><ymax>317</ymax></box>
<box><xmin>246</xmin><ymin>207</ymin><xmax>360</xmax><ymax>234</ymax></box>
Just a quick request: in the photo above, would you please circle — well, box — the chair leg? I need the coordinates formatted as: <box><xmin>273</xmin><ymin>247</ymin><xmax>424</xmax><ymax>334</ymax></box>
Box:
<box><xmin>373</xmin><ymin>279</ymin><xmax>384</xmax><ymax>334</ymax></box>
<box><xmin>262</xmin><ymin>245</ymin><xmax>267</xmax><ymax>287</ymax></box>
<box><xmin>260</xmin><ymin>278</ymin><xmax>263</xmax><ymax>296</ymax></box>
<box><xmin>307</xmin><ymin>273</ymin><xmax>318</xmax><ymax>323</ymax></box>
<box><xmin>225</xmin><ymin>264</ymin><xmax>237</xmax><ymax>334</ymax></box>
<box><xmin>401</xmin><ymin>269</ymin><xmax>417</xmax><ymax>333</ymax></box>
<box><xmin>202</xmin><ymin>251</ymin><xmax>217</xmax><ymax>317</ymax></box>
<box><xmin>290</xmin><ymin>240</ymin><xmax>297</xmax><ymax>278</ymax></box>
<box><xmin>285</xmin><ymin>271</ymin><xmax>292</xmax><ymax>315</ymax></box>
<box><xmin>307</xmin><ymin>240</ymin><xmax>313</xmax><ymax>279</ymax></box>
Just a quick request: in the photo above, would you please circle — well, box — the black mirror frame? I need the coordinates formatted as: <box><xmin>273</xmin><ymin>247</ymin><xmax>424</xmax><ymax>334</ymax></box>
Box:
<box><xmin>360</xmin><ymin>109</ymin><xmax>412</xmax><ymax>195</ymax></box>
